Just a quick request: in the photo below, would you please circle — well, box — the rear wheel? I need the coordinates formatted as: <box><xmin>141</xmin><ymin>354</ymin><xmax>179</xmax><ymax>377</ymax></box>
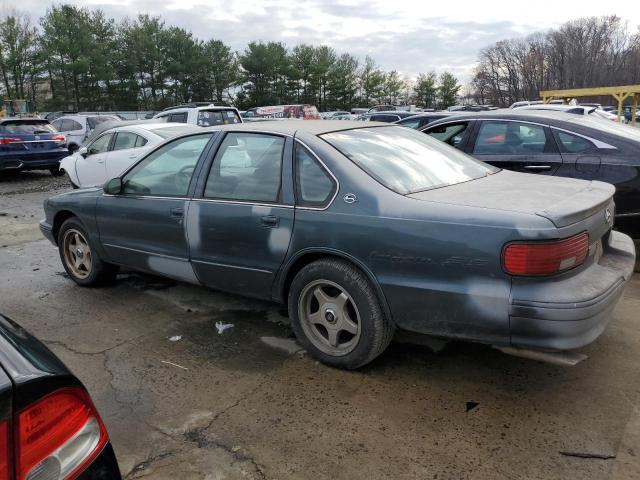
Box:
<box><xmin>49</xmin><ymin>166</ymin><xmax>65</xmax><ymax>176</ymax></box>
<box><xmin>288</xmin><ymin>259</ymin><xmax>394</xmax><ymax>369</ymax></box>
<box><xmin>58</xmin><ymin>218</ymin><xmax>117</xmax><ymax>286</ymax></box>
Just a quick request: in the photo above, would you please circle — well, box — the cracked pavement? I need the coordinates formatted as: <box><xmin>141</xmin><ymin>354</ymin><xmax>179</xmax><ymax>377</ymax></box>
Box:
<box><xmin>1</xmin><ymin>172</ymin><xmax>640</xmax><ymax>479</ymax></box>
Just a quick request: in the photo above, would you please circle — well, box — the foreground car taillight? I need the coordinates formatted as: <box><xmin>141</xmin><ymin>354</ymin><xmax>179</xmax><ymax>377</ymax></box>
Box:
<box><xmin>0</xmin><ymin>421</ymin><xmax>9</xmax><ymax>480</ymax></box>
<box><xmin>16</xmin><ymin>388</ymin><xmax>109</xmax><ymax>480</ymax></box>
<box><xmin>503</xmin><ymin>232</ymin><xmax>589</xmax><ymax>276</ymax></box>
<box><xmin>51</xmin><ymin>135</ymin><xmax>66</xmax><ymax>143</ymax></box>
<box><xmin>0</xmin><ymin>137</ymin><xmax>22</xmax><ymax>145</ymax></box>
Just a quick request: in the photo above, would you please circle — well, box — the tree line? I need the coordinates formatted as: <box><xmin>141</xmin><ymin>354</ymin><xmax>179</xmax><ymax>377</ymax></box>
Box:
<box><xmin>472</xmin><ymin>16</ymin><xmax>640</xmax><ymax>107</ymax></box>
<box><xmin>0</xmin><ymin>4</ymin><xmax>461</xmax><ymax>112</ymax></box>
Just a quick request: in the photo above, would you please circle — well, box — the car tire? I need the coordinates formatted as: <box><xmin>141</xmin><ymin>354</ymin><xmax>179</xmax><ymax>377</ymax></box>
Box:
<box><xmin>57</xmin><ymin>218</ymin><xmax>117</xmax><ymax>286</ymax></box>
<box><xmin>68</xmin><ymin>144</ymin><xmax>79</xmax><ymax>154</ymax></box>
<box><xmin>49</xmin><ymin>167</ymin><xmax>65</xmax><ymax>177</ymax></box>
<box><xmin>288</xmin><ymin>259</ymin><xmax>394</xmax><ymax>369</ymax></box>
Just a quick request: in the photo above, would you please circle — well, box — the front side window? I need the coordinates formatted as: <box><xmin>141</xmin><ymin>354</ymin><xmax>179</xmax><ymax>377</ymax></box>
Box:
<box><xmin>295</xmin><ymin>144</ymin><xmax>336</xmax><ymax>207</ymax></box>
<box><xmin>322</xmin><ymin>126</ymin><xmax>496</xmax><ymax>194</ymax></box>
<box><xmin>87</xmin><ymin>133</ymin><xmax>113</xmax><ymax>156</ymax></box>
<box><xmin>427</xmin><ymin>122</ymin><xmax>469</xmax><ymax>148</ymax></box>
<box><xmin>556</xmin><ymin>131</ymin><xmax>594</xmax><ymax>153</ymax></box>
<box><xmin>122</xmin><ymin>134</ymin><xmax>212</xmax><ymax>197</ymax></box>
<box><xmin>473</xmin><ymin>121</ymin><xmax>549</xmax><ymax>155</ymax></box>
<box><xmin>204</xmin><ymin>133</ymin><xmax>284</xmax><ymax>202</ymax></box>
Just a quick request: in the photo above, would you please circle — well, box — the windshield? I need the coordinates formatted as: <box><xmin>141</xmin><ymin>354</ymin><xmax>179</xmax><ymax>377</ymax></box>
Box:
<box><xmin>321</xmin><ymin>126</ymin><xmax>497</xmax><ymax>194</ymax></box>
<box><xmin>0</xmin><ymin>120</ymin><xmax>56</xmax><ymax>134</ymax></box>
<box><xmin>568</xmin><ymin>115</ymin><xmax>640</xmax><ymax>142</ymax></box>
<box><xmin>150</xmin><ymin>126</ymin><xmax>201</xmax><ymax>139</ymax></box>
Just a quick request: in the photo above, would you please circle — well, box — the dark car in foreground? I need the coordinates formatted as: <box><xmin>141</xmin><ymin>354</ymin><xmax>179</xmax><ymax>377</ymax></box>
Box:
<box><xmin>0</xmin><ymin>118</ymin><xmax>68</xmax><ymax>176</ymax></box>
<box><xmin>0</xmin><ymin>313</ymin><xmax>121</xmax><ymax>479</ymax></box>
<box><xmin>421</xmin><ymin>111</ymin><xmax>640</xmax><ymax>237</ymax></box>
<box><xmin>40</xmin><ymin>121</ymin><xmax>635</xmax><ymax>369</ymax></box>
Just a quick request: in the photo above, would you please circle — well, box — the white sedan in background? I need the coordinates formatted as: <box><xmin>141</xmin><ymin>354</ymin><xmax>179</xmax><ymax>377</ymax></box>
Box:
<box><xmin>61</xmin><ymin>123</ymin><xmax>198</xmax><ymax>188</ymax></box>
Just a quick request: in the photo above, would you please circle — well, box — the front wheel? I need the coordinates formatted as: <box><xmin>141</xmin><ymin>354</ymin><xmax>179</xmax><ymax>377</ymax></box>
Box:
<box><xmin>58</xmin><ymin>218</ymin><xmax>118</xmax><ymax>286</ymax></box>
<box><xmin>288</xmin><ymin>259</ymin><xmax>394</xmax><ymax>369</ymax></box>
<box><xmin>50</xmin><ymin>166</ymin><xmax>65</xmax><ymax>176</ymax></box>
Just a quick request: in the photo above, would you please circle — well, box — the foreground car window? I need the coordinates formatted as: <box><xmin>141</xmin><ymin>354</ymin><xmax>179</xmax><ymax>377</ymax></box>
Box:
<box><xmin>295</xmin><ymin>144</ymin><xmax>336</xmax><ymax>206</ymax></box>
<box><xmin>205</xmin><ymin>133</ymin><xmax>284</xmax><ymax>202</ymax></box>
<box><xmin>122</xmin><ymin>134</ymin><xmax>212</xmax><ymax>197</ymax></box>
<box><xmin>322</xmin><ymin>126</ymin><xmax>496</xmax><ymax>194</ymax></box>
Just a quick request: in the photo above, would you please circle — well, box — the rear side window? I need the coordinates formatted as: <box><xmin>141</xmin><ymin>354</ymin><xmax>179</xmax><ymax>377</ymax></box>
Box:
<box><xmin>295</xmin><ymin>143</ymin><xmax>336</xmax><ymax>207</ymax></box>
<box><xmin>61</xmin><ymin>119</ymin><xmax>83</xmax><ymax>131</ymax></box>
<box><xmin>473</xmin><ymin>121</ymin><xmax>549</xmax><ymax>155</ymax></box>
<box><xmin>0</xmin><ymin>121</ymin><xmax>56</xmax><ymax>134</ymax></box>
<box><xmin>113</xmin><ymin>132</ymin><xmax>142</xmax><ymax>151</ymax></box>
<box><xmin>556</xmin><ymin>131</ymin><xmax>594</xmax><ymax>153</ymax></box>
<box><xmin>205</xmin><ymin>133</ymin><xmax>284</xmax><ymax>202</ymax></box>
<box><xmin>134</xmin><ymin>135</ymin><xmax>148</xmax><ymax>147</ymax></box>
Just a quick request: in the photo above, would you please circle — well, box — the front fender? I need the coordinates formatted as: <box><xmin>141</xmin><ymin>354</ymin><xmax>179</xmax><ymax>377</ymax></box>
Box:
<box><xmin>59</xmin><ymin>154</ymin><xmax>79</xmax><ymax>186</ymax></box>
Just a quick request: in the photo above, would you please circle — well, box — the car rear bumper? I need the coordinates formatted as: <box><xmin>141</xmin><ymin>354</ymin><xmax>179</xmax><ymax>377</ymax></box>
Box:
<box><xmin>509</xmin><ymin>230</ymin><xmax>636</xmax><ymax>350</ymax></box>
<box><xmin>0</xmin><ymin>150</ymin><xmax>68</xmax><ymax>171</ymax></box>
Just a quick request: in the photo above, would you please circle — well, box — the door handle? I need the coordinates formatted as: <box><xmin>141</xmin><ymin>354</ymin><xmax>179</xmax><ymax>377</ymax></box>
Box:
<box><xmin>261</xmin><ymin>215</ymin><xmax>279</xmax><ymax>227</ymax></box>
<box><xmin>170</xmin><ymin>208</ymin><xmax>184</xmax><ymax>219</ymax></box>
<box><xmin>524</xmin><ymin>165</ymin><xmax>552</xmax><ymax>171</ymax></box>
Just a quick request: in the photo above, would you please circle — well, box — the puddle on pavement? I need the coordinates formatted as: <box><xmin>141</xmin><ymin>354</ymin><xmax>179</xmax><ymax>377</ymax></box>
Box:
<box><xmin>179</xmin><ymin>309</ymin><xmax>296</xmax><ymax>373</ymax></box>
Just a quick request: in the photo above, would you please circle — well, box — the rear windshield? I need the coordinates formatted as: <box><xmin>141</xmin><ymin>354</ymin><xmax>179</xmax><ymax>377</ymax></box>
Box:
<box><xmin>150</xmin><ymin>126</ymin><xmax>201</xmax><ymax>139</ymax></box>
<box><xmin>87</xmin><ymin>116</ymin><xmax>119</xmax><ymax>130</ymax></box>
<box><xmin>0</xmin><ymin>120</ymin><xmax>56</xmax><ymax>134</ymax></box>
<box><xmin>197</xmin><ymin>109</ymin><xmax>241</xmax><ymax>126</ymax></box>
<box><xmin>321</xmin><ymin>126</ymin><xmax>497</xmax><ymax>194</ymax></box>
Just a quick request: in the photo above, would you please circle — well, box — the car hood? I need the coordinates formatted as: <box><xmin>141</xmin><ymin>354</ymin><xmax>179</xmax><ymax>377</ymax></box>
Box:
<box><xmin>407</xmin><ymin>169</ymin><xmax>615</xmax><ymax>228</ymax></box>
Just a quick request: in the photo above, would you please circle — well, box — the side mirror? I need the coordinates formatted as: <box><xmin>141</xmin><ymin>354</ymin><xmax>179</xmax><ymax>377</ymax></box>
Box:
<box><xmin>103</xmin><ymin>177</ymin><xmax>123</xmax><ymax>195</ymax></box>
<box><xmin>78</xmin><ymin>146</ymin><xmax>88</xmax><ymax>158</ymax></box>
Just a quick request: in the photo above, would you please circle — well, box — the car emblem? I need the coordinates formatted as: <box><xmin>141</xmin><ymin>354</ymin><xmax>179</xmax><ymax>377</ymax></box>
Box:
<box><xmin>343</xmin><ymin>193</ymin><xmax>357</xmax><ymax>204</ymax></box>
<box><xmin>604</xmin><ymin>208</ymin><xmax>612</xmax><ymax>225</ymax></box>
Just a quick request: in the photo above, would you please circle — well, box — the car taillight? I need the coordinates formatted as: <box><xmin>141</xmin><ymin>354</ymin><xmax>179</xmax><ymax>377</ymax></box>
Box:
<box><xmin>16</xmin><ymin>388</ymin><xmax>108</xmax><ymax>480</ymax></box>
<box><xmin>51</xmin><ymin>135</ymin><xmax>66</xmax><ymax>143</ymax></box>
<box><xmin>503</xmin><ymin>232</ymin><xmax>589</xmax><ymax>276</ymax></box>
<box><xmin>0</xmin><ymin>138</ymin><xmax>22</xmax><ymax>145</ymax></box>
<box><xmin>0</xmin><ymin>420</ymin><xmax>10</xmax><ymax>480</ymax></box>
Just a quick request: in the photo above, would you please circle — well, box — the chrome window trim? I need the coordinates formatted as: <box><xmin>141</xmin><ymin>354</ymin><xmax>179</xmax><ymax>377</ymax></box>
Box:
<box><xmin>294</xmin><ymin>139</ymin><xmax>339</xmax><ymax>211</ymax></box>
<box><xmin>192</xmin><ymin>198</ymin><xmax>294</xmax><ymax>209</ymax></box>
<box><xmin>550</xmin><ymin>126</ymin><xmax>617</xmax><ymax>150</ymax></box>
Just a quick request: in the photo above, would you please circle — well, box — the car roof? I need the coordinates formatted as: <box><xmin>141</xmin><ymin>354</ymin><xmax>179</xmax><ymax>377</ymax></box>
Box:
<box><xmin>157</xmin><ymin>106</ymin><xmax>238</xmax><ymax>114</ymax></box>
<box><xmin>424</xmin><ymin>109</ymin><xmax>586</xmax><ymax>124</ymax></box>
<box><xmin>199</xmin><ymin>119</ymin><xmax>389</xmax><ymax>136</ymax></box>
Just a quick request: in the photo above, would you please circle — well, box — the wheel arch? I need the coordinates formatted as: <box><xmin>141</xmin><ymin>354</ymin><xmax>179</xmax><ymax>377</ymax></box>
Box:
<box><xmin>52</xmin><ymin>210</ymin><xmax>79</xmax><ymax>243</ymax></box>
<box><xmin>274</xmin><ymin>248</ymin><xmax>395</xmax><ymax>326</ymax></box>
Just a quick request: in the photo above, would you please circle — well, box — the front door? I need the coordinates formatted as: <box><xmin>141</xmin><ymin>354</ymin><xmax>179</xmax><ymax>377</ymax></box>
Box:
<box><xmin>96</xmin><ymin>133</ymin><xmax>214</xmax><ymax>282</ymax></box>
<box><xmin>188</xmin><ymin>131</ymin><xmax>294</xmax><ymax>299</ymax></box>
<box><xmin>469</xmin><ymin>120</ymin><xmax>562</xmax><ymax>175</ymax></box>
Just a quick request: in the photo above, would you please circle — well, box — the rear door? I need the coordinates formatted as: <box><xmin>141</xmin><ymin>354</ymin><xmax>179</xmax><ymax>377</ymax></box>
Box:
<box><xmin>469</xmin><ymin>120</ymin><xmax>562</xmax><ymax>175</ymax></box>
<box><xmin>187</xmin><ymin>131</ymin><xmax>294</xmax><ymax>299</ymax></box>
<box><xmin>104</xmin><ymin>131</ymin><xmax>149</xmax><ymax>179</ymax></box>
<box><xmin>75</xmin><ymin>132</ymin><xmax>114</xmax><ymax>186</ymax></box>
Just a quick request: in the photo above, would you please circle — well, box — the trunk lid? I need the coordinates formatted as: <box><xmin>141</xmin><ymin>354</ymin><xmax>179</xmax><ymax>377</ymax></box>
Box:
<box><xmin>407</xmin><ymin>170</ymin><xmax>614</xmax><ymax>228</ymax></box>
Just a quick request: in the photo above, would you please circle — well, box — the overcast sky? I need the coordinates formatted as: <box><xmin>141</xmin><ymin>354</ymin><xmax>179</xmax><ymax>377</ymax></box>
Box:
<box><xmin>5</xmin><ymin>0</ymin><xmax>640</xmax><ymax>83</ymax></box>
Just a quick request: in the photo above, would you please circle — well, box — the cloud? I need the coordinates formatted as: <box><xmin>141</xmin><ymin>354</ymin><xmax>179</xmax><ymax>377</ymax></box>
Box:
<box><xmin>6</xmin><ymin>0</ymin><xmax>639</xmax><ymax>82</ymax></box>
